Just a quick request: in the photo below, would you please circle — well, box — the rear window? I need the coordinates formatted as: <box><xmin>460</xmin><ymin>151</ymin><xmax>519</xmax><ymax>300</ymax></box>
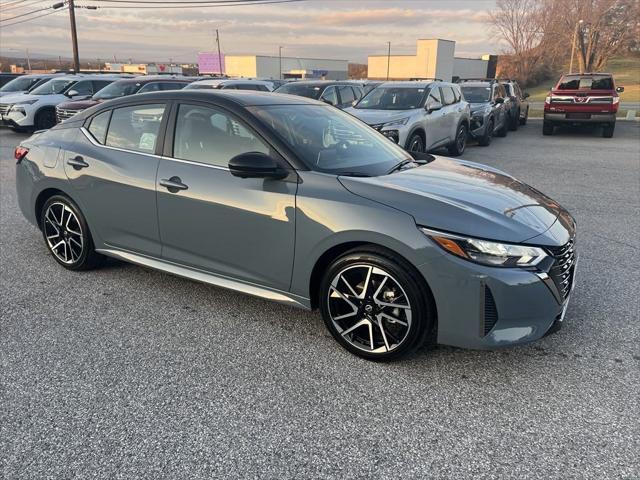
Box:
<box><xmin>274</xmin><ymin>83</ymin><xmax>323</xmax><ymax>100</ymax></box>
<box><xmin>558</xmin><ymin>75</ymin><xmax>614</xmax><ymax>90</ymax></box>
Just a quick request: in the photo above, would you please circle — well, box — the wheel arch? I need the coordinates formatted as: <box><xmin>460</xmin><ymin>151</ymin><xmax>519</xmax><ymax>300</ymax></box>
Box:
<box><xmin>34</xmin><ymin>187</ymin><xmax>74</xmax><ymax>229</ymax></box>
<box><xmin>404</xmin><ymin>126</ymin><xmax>426</xmax><ymax>150</ymax></box>
<box><xmin>308</xmin><ymin>241</ymin><xmax>437</xmax><ymax>335</ymax></box>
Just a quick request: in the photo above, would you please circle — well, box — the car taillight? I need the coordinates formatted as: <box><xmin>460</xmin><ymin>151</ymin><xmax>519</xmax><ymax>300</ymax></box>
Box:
<box><xmin>14</xmin><ymin>146</ymin><xmax>29</xmax><ymax>163</ymax></box>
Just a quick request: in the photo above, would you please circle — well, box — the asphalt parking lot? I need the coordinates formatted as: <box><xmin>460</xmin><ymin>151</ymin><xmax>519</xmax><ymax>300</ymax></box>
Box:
<box><xmin>1</xmin><ymin>121</ymin><xmax>639</xmax><ymax>479</ymax></box>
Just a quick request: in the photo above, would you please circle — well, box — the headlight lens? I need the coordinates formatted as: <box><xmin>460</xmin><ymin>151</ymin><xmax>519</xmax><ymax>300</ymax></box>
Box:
<box><xmin>420</xmin><ymin>227</ymin><xmax>548</xmax><ymax>267</ymax></box>
<box><xmin>10</xmin><ymin>100</ymin><xmax>37</xmax><ymax>109</ymax></box>
<box><xmin>383</xmin><ymin>117</ymin><xmax>410</xmax><ymax>127</ymax></box>
<box><xmin>472</xmin><ymin>107</ymin><xmax>490</xmax><ymax>117</ymax></box>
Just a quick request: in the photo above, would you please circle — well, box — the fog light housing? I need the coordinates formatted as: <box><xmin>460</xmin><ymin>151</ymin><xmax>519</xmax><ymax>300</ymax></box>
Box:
<box><xmin>382</xmin><ymin>130</ymin><xmax>399</xmax><ymax>143</ymax></box>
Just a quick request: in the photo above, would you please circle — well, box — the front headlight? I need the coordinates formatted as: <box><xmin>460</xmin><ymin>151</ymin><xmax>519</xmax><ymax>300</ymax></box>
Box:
<box><xmin>383</xmin><ymin>117</ymin><xmax>410</xmax><ymax>127</ymax></box>
<box><xmin>420</xmin><ymin>227</ymin><xmax>548</xmax><ymax>267</ymax></box>
<box><xmin>472</xmin><ymin>107</ymin><xmax>490</xmax><ymax>117</ymax></box>
<box><xmin>9</xmin><ymin>100</ymin><xmax>38</xmax><ymax>110</ymax></box>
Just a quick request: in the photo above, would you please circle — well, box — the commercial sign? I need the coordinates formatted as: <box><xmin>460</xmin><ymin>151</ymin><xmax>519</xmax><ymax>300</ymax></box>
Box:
<box><xmin>198</xmin><ymin>52</ymin><xmax>225</xmax><ymax>74</ymax></box>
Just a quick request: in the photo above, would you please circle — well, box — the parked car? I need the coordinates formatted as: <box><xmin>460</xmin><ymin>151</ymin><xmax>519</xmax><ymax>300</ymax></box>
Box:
<box><xmin>55</xmin><ymin>75</ymin><xmax>194</xmax><ymax>123</ymax></box>
<box><xmin>543</xmin><ymin>73</ymin><xmax>622</xmax><ymax>137</ymax></box>
<box><xmin>184</xmin><ymin>78</ymin><xmax>275</xmax><ymax>91</ymax></box>
<box><xmin>345</xmin><ymin>80</ymin><xmax>470</xmax><ymax>156</ymax></box>
<box><xmin>274</xmin><ymin>80</ymin><xmax>364</xmax><ymax>109</ymax></box>
<box><xmin>0</xmin><ymin>73</ymin><xmax>64</xmax><ymax>98</ymax></box>
<box><xmin>459</xmin><ymin>79</ymin><xmax>509</xmax><ymax>146</ymax></box>
<box><xmin>0</xmin><ymin>74</ymin><xmax>125</xmax><ymax>131</ymax></box>
<box><xmin>500</xmin><ymin>78</ymin><xmax>530</xmax><ymax>128</ymax></box>
<box><xmin>14</xmin><ymin>89</ymin><xmax>577</xmax><ymax>360</ymax></box>
<box><xmin>0</xmin><ymin>73</ymin><xmax>23</xmax><ymax>88</ymax></box>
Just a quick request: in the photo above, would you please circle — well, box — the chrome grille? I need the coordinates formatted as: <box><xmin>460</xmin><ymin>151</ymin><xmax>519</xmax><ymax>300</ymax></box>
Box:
<box><xmin>547</xmin><ymin>238</ymin><xmax>577</xmax><ymax>301</ymax></box>
<box><xmin>55</xmin><ymin>107</ymin><xmax>81</xmax><ymax>123</ymax></box>
<box><xmin>0</xmin><ymin>104</ymin><xmax>11</xmax><ymax>116</ymax></box>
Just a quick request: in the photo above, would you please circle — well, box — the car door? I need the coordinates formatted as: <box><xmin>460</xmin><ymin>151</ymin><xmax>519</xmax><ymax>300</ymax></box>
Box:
<box><xmin>424</xmin><ymin>87</ymin><xmax>449</xmax><ymax>149</ymax></box>
<box><xmin>63</xmin><ymin>102</ymin><xmax>167</xmax><ymax>256</ymax></box>
<box><xmin>155</xmin><ymin>102</ymin><xmax>297</xmax><ymax>291</ymax></box>
<box><xmin>439</xmin><ymin>86</ymin><xmax>460</xmax><ymax>142</ymax></box>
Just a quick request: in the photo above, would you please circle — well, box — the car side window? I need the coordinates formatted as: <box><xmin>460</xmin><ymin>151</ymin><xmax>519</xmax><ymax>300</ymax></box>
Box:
<box><xmin>320</xmin><ymin>86</ymin><xmax>338</xmax><ymax>106</ymax></box>
<box><xmin>427</xmin><ymin>87</ymin><xmax>442</xmax><ymax>106</ymax></box>
<box><xmin>137</xmin><ymin>82</ymin><xmax>162</xmax><ymax>93</ymax></box>
<box><xmin>105</xmin><ymin>103</ymin><xmax>165</xmax><ymax>153</ymax></box>
<box><xmin>158</xmin><ymin>82</ymin><xmax>186</xmax><ymax>91</ymax></box>
<box><xmin>92</xmin><ymin>80</ymin><xmax>112</xmax><ymax>92</ymax></box>
<box><xmin>440</xmin><ymin>86</ymin><xmax>456</xmax><ymax>105</ymax></box>
<box><xmin>71</xmin><ymin>80</ymin><xmax>93</xmax><ymax>96</ymax></box>
<box><xmin>452</xmin><ymin>85</ymin><xmax>462</xmax><ymax>103</ymax></box>
<box><xmin>338</xmin><ymin>86</ymin><xmax>356</xmax><ymax>105</ymax></box>
<box><xmin>87</xmin><ymin>110</ymin><xmax>111</xmax><ymax>144</ymax></box>
<box><xmin>173</xmin><ymin>104</ymin><xmax>270</xmax><ymax>168</ymax></box>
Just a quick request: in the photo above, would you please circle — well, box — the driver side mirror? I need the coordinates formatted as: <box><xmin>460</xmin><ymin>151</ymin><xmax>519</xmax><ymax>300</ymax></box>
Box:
<box><xmin>616</xmin><ymin>86</ymin><xmax>624</xmax><ymax>93</ymax></box>
<box><xmin>228</xmin><ymin>152</ymin><xmax>288</xmax><ymax>179</ymax></box>
<box><xmin>322</xmin><ymin>97</ymin><xmax>336</xmax><ymax>106</ymax></box>
<box><xmin>523</xmin><ymin>92</ymin><xmax>530</xmax><ymax>99</ymax></box>
<box><xmin>426</xmin><ymin>100</ymin><xmax>443</xmax><ymax>113</ymax></box>
<box><xmin>494</xmin><ymin>97</ymin><xmax>505</xmax><ymax>104</ymax></box>
<box><xmin>66</xmin><ymin>89</ymin><xmax>80</xmax><ymax>98</ymax></box>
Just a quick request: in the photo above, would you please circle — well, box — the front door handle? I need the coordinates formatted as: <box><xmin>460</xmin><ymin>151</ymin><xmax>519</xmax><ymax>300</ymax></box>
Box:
<box><xmin>159</xmin><ymin>176</ymin><xmax>188</xmax><ymax>193</ymax></box>
<box><xmin>67</xmin><ymin>156</ymin><xmax>89</xmax><ymax>170</ymax></box>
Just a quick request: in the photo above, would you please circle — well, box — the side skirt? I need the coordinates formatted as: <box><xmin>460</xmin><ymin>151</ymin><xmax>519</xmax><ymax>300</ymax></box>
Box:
<box><xmin>96</xmin><ymin>247</ymin><xmax>311</xmax><ymax>310</ymax></box>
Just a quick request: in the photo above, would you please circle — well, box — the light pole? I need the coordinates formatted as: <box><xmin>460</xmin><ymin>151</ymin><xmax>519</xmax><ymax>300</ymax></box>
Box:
<box><xmin>569</xmin><ymin>19</ymin><xmax>583</xmax><ymax>74</ymax></box>
<box><xmin>278</xmin><ymin>46</ymin><xmax>283</xmax><ymax>80</ymax></box>
<box><xmin>386</xmin><ymin>41</ymin><xmax>391</xmax><ymax>80</ymax></box>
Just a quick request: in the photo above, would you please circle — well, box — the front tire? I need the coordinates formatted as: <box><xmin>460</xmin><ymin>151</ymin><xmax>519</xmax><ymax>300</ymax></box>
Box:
<box><xmin>477</xmin><ymin>119</ymin><xmax>493</xmax><ymax>146</ymax></box>
<box><xmin>496</xmin><ymin>117</ymin><xmax>508</xmax><ymax>137</ymax></box>
<box><xmin>34</xmin><ymin>108</ymin><xmax>56</xmax><ymax>131</ymax></box>
<box><xmin>319</xmin><ymin>248</ymin><xmax>434</xmax><ymax>361</ymax></box>
<box><xmin>406</xmin><ymin>133</ymin><xmax>425</xmax><ymax>153</ymax></box>
<box><xmin>40</xmin><ymin>195</ymin><xmax>104</xmax><ymax>270</ymax></box>
<box><xmin>509</xmin><ymin>110</ymin><xmax>519</xmax><ymax>131</ymax></box>
<box><xmin>447</xmin><ymin>123</ymin><xmax>467</xmax><ymax>156</ymax></box>
<box><xmin>542</xmin><ymin>120</ymin><xmax>554</xmax><ymax>136</ymax></box>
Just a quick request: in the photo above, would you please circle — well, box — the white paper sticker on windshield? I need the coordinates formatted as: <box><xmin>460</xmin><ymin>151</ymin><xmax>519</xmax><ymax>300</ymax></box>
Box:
<box><xmin>139</xmin><ymin>133</ymin><xmax>156</xmax><ymax>151</ymax></box>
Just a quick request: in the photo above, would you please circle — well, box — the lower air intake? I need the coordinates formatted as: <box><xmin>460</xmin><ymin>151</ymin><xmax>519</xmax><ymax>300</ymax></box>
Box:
<box><xmin>483</xmin><ymin>286</ymin><xmax>498</xmax><ymax>336</ymax></box>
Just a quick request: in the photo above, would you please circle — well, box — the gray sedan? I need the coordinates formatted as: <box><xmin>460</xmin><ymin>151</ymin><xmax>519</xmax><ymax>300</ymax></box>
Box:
<box><xmin>15</xmin><ymin>90</ymin><xmax>577</xmax><ymax>360</ymax></box>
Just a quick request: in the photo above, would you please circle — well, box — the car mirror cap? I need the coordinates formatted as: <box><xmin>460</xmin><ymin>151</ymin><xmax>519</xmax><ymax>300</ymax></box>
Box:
<box><xmin>523</xmin><ymin>92</ymin><xmax>530</xmax><ymax>98</ymax></box>
<box><xmin>426</xmin><ymin>101</ymin><xmax>443</xmax><ymax>113</ymax></box>
<box><xmin>228</xmin><ymin>152</ymin><xmax>288</xmax><ymax>179</ymax></box>
<box><xmin>616</xmin><ymin>86</ymin><xmax>624</xmax><ymax>93</ymax></box>
<box><xmin>66</xmin><ymin>90</ymin><xmax>79</xmax><ymax>97</ymax></box>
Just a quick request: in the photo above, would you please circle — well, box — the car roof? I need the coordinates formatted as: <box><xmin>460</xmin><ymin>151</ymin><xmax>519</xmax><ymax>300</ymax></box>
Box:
<box><xmin>281</xmin><ymin>80</ymin><xmax>353</xmax><ymax>86</ymax></box>
<box><xmin>191</xmin><ymin>79</ymin><xmax>272</xmax><ymax>85</ymax></box>
<box><xmin>110</xmin><ymin>75</ymin><xmax>195</xmax><ymax>85</ymax></box>
<box><xmin>378</xmin><ymin>81</ymin><xmax>439</xmax><ymax>88</ymax></box>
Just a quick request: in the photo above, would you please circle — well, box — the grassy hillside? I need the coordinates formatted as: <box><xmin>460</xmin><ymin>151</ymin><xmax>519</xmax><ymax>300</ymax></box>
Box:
<box><xmin>525</xmin><ymin>55</ymin><xmax>640</xmax><ymax>103</ymax></box>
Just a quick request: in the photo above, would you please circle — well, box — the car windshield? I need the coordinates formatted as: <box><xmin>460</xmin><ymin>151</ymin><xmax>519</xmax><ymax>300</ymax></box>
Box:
<box><xmin>93</xmin><ymin>81</ymin><xmax>143</xmax><ymax>100</ymax></box>
<box><xmin>184</xmin><ymin>82</ymin><xmax>222</xmax><ymax>90</ymax></box>
<box><xmin>274</xmin><ymin>83</ymin><xmax>324</xmax><ymax>99</ymax></box>
<box><xmin>355</xmin><ymin>87</ymin><xmax>427</xmax><ymax>110</ymax></box>
<box><xmin>557</xmin><ymin>75</ymin><xmax>614</xmax><ymax>90</ymax></box>
<box><xmin>461</xmin><ymin>86</ymin><xmax>491</xmax><ymax>103</ymax></box>
<box><xmin>251</xmin><ymin>104</ymin><xmax>412</xmax><ymax>177</ymax></box>
<box><xmin>0</xmin><ymin>76</ymin><xmax>43</xmax><ymax>92</ymax></box>
<box><xmin>30</xmin><ymin>79</ymin><xmax>75</xmax><ymax>95</ymax></box>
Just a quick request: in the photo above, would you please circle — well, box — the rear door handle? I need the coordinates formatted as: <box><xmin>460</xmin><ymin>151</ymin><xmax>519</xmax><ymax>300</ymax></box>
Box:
<box><xmin>159</xmin><ymin>176</ymin><xmax>188</xmax><ymax>193</ymax></box>
<box><xmin>67</xmin><ymin>156</ymin><xmax>89</xmax><ymax>170</ymax></box>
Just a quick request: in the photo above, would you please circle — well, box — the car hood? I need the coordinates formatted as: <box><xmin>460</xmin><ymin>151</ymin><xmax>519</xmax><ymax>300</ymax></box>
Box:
<box><xmin>469</xmin><ymin>102</ymin><xmax>491</xmax><ymax>112</ymax></box>
<box><xmin>0</xmin><ymin>92</ymin><xmax>32</xmax><ymax>104</ymax></box>
<box><xmin>339</xmin><ymin>156</ymin><xmax>566</xmax><ymax>244</ymax></box>
<box><xmin>57</xmin><ymin>98</ymin><xmax>100</xmax><ymax>110</ymax></box>
<box><xmin>0</xmin><ymin>90</ymin><xmax>27</xmax><ymax>98</ymax></box>
<box><xmin>344</xmin><ymin>108</ymin><xmax>419</xmax><ymax>125</ymax></box>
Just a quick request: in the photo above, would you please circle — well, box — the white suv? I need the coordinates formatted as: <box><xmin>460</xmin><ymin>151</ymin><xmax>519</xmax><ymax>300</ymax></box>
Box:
<box><xmin>0</xmin><ymin>74</ymin><xmax>124</xmax><ymax>131</ymax></box>
<box><xmin>344</xmin><ymin>81</ymin><xmax>470</xmax><ymax>156</ymax></box>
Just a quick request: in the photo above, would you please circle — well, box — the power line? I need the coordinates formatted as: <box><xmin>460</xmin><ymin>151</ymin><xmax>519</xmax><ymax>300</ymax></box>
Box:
<box><xmin>0</xmin><ymin>0</ymin><xmax>48</xmax><ymax>13</ymax></box>
<box><xmin>86</xmin><ymin>0</ymin><xmax>305</xmax><ymax>7</ymax></box>
<box><xmin>91</xmin><ymin>0</ymin><xmax>291</xmax><ymax>3</ymax></box>
<box><xmin>0</xmin><ymin>8</ymin><xmax>63</xmax><ymax>27</ymax></box>
<box><xmin>0</xmin><ymin>4</ymin><xmax>60</xmax><ymax>23</ymax></box>
<box><xmin>0</xmin><ymin>0</ymin><xmax>33</xmax><ymax>8</ymax></box>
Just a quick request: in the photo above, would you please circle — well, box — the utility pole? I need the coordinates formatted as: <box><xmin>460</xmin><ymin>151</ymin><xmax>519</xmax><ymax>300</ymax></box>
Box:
<box><xmin>386</xmin><ymin>41</ymin><xmax>391</xmax><ymax>80</ymax></box>
<box><xmin>215</xmin><ymin>29</ymin><xmax>223</xmax><ymax>75</ymax></box>
<box><xmin>68</xmin><ymin>0</ymin><xmax>80</xmax><ymax>73</ymax></box>
<box><xmin>569</xmin><ymin>19</ymin><xmax>583</xmax><ymax>74</ymax></box>
<box><xmin>279</xmin><ymin>46</ymin><xmax>283</xmax><ymax>80</ymax></box>
<box><xmin>26</xmin><ymin>48</ymin><xmax>31</xmax><ymax>72</ymax></box>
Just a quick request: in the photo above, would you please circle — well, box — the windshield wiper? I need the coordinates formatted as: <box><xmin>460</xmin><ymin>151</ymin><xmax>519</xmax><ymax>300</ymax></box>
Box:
<box><xmin>386</xmin><ymin>159</ymin><xmax>417</xmax><ymax>174</ymax></box>
<box><xmin>337</xmin><ymin>171</ymin><xmax>372</xmax><ymax>177</ymax></box>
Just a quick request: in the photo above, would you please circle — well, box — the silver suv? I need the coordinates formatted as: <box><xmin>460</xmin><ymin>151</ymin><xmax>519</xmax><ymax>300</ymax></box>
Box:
<box><xmin>344</xmin><ymin>81</ymin><xmax>470</xmax><ymax>156</ymax></box>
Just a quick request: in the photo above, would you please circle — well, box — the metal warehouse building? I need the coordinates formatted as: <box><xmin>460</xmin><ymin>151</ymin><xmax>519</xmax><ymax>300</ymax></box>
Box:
<box><xmin>225</xmin><ymin>55</ymin><xmax>348</xmax><ymax>80</ymax></box>
<box><xmin>368</xmin><ymin>39</ymin><xmax>497</xmax><ymax>82</ymax></box>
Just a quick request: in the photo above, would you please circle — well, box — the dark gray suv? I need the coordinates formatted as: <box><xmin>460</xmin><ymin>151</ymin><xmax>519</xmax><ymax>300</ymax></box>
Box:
<box><xmin>15</xmin><ymin>90</ymin><xmax>577</xmax><ymax>360</ymax></box>
<box><xmin>460</xmin><ymin>79</ymin><xmax>509</xmax><ymax>146</ymax></box>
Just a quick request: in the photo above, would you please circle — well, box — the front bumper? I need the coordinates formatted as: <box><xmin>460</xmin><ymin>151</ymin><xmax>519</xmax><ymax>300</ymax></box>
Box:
<box><xmin>417</xmin><ymin>249</ymin><xmax>575</xmax><ymax>349</ymax></box>
<box><xmin>544</xmin><ymin>112</ymin><xmax>616</xmax><ymax>124</ymax></box>
<box><xmin>468</xmin><ymin>115</ymin><xmax>488</xmax><ymax>138</ymax></box>
<box><xmin>0</xmin><ymin>109</ymin><xmax>34</xmax><ymax>128</ymax></box>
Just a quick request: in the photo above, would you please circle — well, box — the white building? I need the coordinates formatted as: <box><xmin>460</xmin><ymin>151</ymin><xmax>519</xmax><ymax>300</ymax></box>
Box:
<box><xmin>225</xmin><ymin>55</ymin><xmax>348</xmax><ymax>80</ymax></box>
<box><xmin>368</xmin><ymin>39</ymin><xmax>497</xmax><ymax>81</ymax></box>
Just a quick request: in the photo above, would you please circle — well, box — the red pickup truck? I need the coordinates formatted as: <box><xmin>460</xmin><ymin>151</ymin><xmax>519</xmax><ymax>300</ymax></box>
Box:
<box><xmin>543</xmin><ymin>73</ymin><xmax>623</xmax><ymax>138</ymax></box>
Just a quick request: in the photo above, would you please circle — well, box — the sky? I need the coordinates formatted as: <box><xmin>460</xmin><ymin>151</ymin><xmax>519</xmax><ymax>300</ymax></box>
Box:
<box><xmin>0</xmin><ymin>0</ymin><xmax>500</xmax><ymax>64</ymax></box>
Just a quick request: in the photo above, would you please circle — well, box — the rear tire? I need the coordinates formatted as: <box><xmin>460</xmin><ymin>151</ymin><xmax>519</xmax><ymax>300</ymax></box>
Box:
<box><xmin>447</xmin><ymin>123</ymin><xmax>467</xmax><ymax>156</ymax></box>
<box><xmin>40</xmin><ymin>194</ymin><xmax>104</xmax><ymax>270</ymax></box>
<box><xmin>542</xmin><ymin>120</ymin><xmax>554</xmax><ymax>136</ymax></box>
<box><xmin>519</xmin><ymin>107</ymin><xmax>528</xmax><ymax>125</ymax></box>
<box><xmin>319</xmin><ymin>247</ymin><xmax>434</xmax><ymax>361</ymax></box>
<box><xmin>602</xmin><ymin>123</ymin><xmax>615</xmax><ymax>138</ymax></box>
<box><xmin>509</xmin><ymin>110</ymin><xmax>519</xmax><ymax>131</ymax></box>
<box><xmin>477</xmin><ymin>119</ymin><xmax>493</xmax><ymax>146</ymax></box>
<box><xmin>34</xmin><ymin>108</ymin><xmax>56</xmax><ymax>131</ymax></box>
